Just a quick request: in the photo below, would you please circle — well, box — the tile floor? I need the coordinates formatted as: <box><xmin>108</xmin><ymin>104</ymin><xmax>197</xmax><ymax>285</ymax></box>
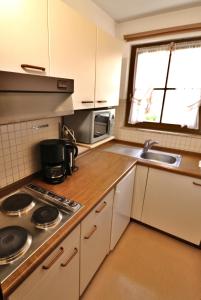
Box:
<box><xmin>81</xmin><ymin>222</ymin><xmax>201</xmax><ymax>300</ymax></box>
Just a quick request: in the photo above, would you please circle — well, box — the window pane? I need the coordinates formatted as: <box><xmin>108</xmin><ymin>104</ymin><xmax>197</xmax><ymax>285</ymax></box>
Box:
<box><xmin>130</xmin><ymin>89</ymin><xmax>164</xmax><ymax>123</ymax></box>
<box><xmin>168</xmin><ymin>47</ymin><xmax>201</xmax><ymax>88</ymax></box>
<box><xmin>134</xmin><ymin>49</ymin><xmax>169</xmax><ymax>89</ymax></box>
<box><xmin>162</xmin><ymin>89</ymin><xmax>201</xmax><ymax>129</ymax></box>
<box><xmin>161</xmin><ymin>90</ymin><xmax>183</xmax><ymax>125</ymax></box>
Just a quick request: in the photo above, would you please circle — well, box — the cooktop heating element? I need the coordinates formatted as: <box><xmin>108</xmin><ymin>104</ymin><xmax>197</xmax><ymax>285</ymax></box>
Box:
<box><xmin>1</xmin><ymin>193</ymin><xmax>35</xmax><ymax>216</ymax></box>
<box><xmin>0</xmin><ymin>183</ymin><xmax>83</xmax><ymax>284</ymax></box>
<box><xmin>0</xmin><ymin>226</ymin><xmax>32</xmax><ymax>265</ymax></box>
<box><xmin>32</xmin><ymin>205</ymin><xmax>62</xmax><ymax>229</ymax></box>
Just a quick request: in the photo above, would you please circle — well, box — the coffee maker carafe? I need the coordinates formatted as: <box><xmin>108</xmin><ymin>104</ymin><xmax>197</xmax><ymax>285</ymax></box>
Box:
<box><xmin>40</xmin><ymin>139</ymin><xmax>78</xmax><ymax>184</ymax></box>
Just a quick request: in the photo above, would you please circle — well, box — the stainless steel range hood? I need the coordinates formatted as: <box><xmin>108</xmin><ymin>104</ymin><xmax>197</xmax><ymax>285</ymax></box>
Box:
<box><xmin>0</xmin><ymin>71</ymin><xmax>74</xmax><ymax>93</ymax></box>
<box><xmin>0</xmin><ymin>71</ymin><xmax>75</xmax><ymax>124</ymax></box>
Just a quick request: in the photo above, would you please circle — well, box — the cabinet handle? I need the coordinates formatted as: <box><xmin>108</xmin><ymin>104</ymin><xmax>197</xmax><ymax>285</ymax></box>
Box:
<box><xmin>81</xmin><ymin>101</ymin><xmax>94</xmax><ymax>104</ymax></box>
<box><xmin>97</xmin><ymin>100</ymin><xmax>107</xmax><ymax>103</ymax></box>
<box><xmin>84</xmin><ymin>225</ymin><xmax>97</xmax><ymax>239</ymax></box>
<box><xmin>42</xmin><ymin>247</ymin><xmax>64</xmax><ymax>270</ymax></box>
<box><xmin>21</xmin><ymin>64</ymin><xmax>46</xmax><ymax>72</ymax></box>
<box><xmin>193</xmin><ymin>181</ymin><xmax>201</xmax><ymax>187</ymax></box>
<box><xmin>60</xmin><ymin>248</ymin><xmax>78</xmax><ymax>267</ymax></box>
<box><xmin>95</xmin><ymin>201</ymin><xmax>107</xmax><ymax>213</ymax></box>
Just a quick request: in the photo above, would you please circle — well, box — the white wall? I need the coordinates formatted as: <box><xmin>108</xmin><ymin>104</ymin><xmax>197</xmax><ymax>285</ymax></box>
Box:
<box><xmin>117</xmin><ymin>6</ymin><xmax>201</xmax><ymax>37</ymax></box>
<box><xmin>63</xmin><ymin>0</ymin><xmax>116</xmax><ymax>36</ymax></box>
<box><xmin>114</xmin><ymin>6</ymin><xmax>201</xmax><ymax>153</ymax></box>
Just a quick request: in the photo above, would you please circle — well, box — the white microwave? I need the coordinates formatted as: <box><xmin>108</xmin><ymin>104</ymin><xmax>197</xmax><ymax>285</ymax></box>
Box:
<box><xmin>64</xmin><ymin>108</ymin><xmax>115</xmax><ymax>144</ymax></box>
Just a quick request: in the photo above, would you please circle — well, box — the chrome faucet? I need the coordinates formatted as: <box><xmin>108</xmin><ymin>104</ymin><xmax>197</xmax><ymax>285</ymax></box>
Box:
<box><xmin>143</xmin><ymin>139</ymin><xmax>159</xmax><ymax>152</ymax></box>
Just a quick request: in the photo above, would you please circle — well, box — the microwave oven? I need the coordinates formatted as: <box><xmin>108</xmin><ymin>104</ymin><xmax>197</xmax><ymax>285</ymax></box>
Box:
<box><xmin>63</xmin><ymin>108</ymin><xmax>115</xmax><ymax>144</ymax></box>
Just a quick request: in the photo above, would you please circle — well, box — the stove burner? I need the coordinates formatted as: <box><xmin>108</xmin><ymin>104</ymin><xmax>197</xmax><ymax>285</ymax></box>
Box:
<box><xmin>0</xmin><ymin>226</ymin><xmax>32</xmax><ymax>265</ymax></box>
<box><xmin>32</xmin><ymin>205</ymin><xmax>62</xmax><ymax>229</ymax></box>
<box><xmin>1</xmin><ymin>193</ymin><xmax>35</xmax><ymax>216</ymax></box>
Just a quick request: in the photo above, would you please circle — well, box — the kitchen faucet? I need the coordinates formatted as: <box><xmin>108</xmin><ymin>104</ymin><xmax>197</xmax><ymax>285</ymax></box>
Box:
<box><xmin>143</xmin><ymin>139</ymin><xmax>159</xmax><ymax>152</ymax></box>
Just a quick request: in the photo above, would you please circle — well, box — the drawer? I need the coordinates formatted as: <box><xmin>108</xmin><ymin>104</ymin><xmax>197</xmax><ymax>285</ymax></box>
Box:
<box><xmin>80</xmin><ymin>189</ymin><xmax>114</xmax><ymax>294</ymax></box>
<box><xmin>81</xmin><ymin>189</ymin><xmax>114</xmax><ymax>237</ymax></box>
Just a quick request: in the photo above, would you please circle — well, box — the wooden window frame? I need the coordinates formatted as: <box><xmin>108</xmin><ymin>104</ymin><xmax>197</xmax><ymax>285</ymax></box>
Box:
<box><xmin>125</xmin><ymin>37</ymin><xmax>201</xmax><ymax>134</ymax></box>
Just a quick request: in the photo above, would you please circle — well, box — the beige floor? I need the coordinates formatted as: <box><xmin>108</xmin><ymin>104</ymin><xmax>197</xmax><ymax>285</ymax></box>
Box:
<box><xmin>81</xmin><ymin>222</ymin><xmax>201</xmax><ymax>300</ymax></box>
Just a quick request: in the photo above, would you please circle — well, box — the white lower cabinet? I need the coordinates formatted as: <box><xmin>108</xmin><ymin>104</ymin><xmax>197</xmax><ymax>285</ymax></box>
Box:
<box><xmin>80</xmin><ymin>189</ymin><xmax>114</xmax><ymax>295</ymax></box>
<box><xmin>9</xmin><ymin>225</ymin><xmax>80</xmax><ymax>300</ymax></box>
<box><xmin>131</xmin><ymin>165</ymin><xmax>148</xmax><ymax>220</ymax></box>
<box><xmin>142</xmin><ymin>168</ymin><xmax>201</xmax><ymax>245</ymax></box>
<box><xmin>110</xmin><ymin>167</ymin><xmax>135</xmax><ymax>250</ymax></box>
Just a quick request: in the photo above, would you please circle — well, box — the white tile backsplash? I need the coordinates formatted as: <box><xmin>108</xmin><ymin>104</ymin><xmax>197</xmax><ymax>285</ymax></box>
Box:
<box><xmin>0</xmin><ymin>117</ymin><xmax>60</xmax><ymax>189</ymax></box>
<box><xmin>115</xmin><ymin>99</ymin><xmax>201</xmax><ymax>153</ymax></box>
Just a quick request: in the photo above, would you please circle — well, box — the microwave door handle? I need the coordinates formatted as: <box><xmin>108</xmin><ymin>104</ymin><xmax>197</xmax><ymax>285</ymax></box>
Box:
<box><xmin>95</xmin><ymin>131</ymin><xmax>102</xmax><ymax>136</ymax></box>
<box><xmin>108</xmin><ymin>116</ymin><xmax>111</xmax><ymax>134</ymax></box>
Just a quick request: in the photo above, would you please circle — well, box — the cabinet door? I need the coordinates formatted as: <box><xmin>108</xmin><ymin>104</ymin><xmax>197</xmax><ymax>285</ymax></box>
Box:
<box><xmin>0</xmin><ymin>0</ymin><xmax>49</xmax><ymax>75</ymax></box>
<box><xmin>9</xmin><ymin>225</ymin><xmax>80</xmax><ymax>300</ymax></box>
<box><xmin>80</xmin><ymin>189</ymin><xmax>114</xmax><ymax>295</ymax></box>
<box><xmin>142</xmin><ymin>168</ymin><xmax>201</xmax><ymax>245</ymax></box>
<box><xmin>95</xmin><ymin>28</ymin><xmax>123</xmax><ymax>108</ymax></box>
<box><xmin>48</xmin><ymin>0</ymin><xmax>96</xmax><ymax>110</ymax></box>
<box><xmin>110</xmin><ymin>167</ymin><xmax>135</xmax><ymax>250</ymax></box>
<box><xmin>131</xmin><ymin>165</ymin><xmax>149</xmax><ymax>220</ymax></box>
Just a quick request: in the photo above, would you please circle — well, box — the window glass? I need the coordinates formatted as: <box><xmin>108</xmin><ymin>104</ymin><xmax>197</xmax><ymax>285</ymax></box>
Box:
<box><xmin>134</xmin><ymin>48</ymin><xmax>169</xmax><ymax>88</ymax></box>
<box><xmin>127</xmin><ymin>39</ymin><xmax>201</xmax><ymax>132</ymax></box>
<box><xmin>168</xmin><ymin>45</ymin><xmax>201</xmax><ymax>88</ymax></box>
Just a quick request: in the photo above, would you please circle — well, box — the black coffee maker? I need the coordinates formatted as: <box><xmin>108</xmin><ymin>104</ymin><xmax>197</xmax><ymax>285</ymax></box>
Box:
<box><xmin>40</xmin><ymin>139</ymin><xmax>78</xmax><ymax>184</ymax></box>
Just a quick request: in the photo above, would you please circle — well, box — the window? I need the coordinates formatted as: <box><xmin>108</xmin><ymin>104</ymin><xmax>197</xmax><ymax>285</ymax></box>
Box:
<box><xmin>126</xmin><ymin>38</ymin><xmax>201</xmax><ymax>134</ymax></box>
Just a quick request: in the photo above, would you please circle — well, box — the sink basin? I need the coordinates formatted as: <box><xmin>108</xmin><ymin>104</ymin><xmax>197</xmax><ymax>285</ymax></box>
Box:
<box><xmin>137</xmin><ymin>150</ymin><xmax>182</xmax><ymax>167</ymax></box>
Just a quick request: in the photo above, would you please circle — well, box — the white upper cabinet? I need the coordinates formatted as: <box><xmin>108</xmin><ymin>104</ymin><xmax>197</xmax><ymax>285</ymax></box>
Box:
<box><xmin>0</xmin><ymin>0</ymin><xmax>123</xmax><ymax>107</ymax></box>
<box><xmin>0</xmin><ymin>0</ymin><xmax>49</xmax><ymax>75</ymax></box>
<box><xmin>95</xmin><ymin>28</ymin><xmax>123</xmax><ymax>108</ymax></box>
<box><xmin>48</xmin><ymin>0</ymin><xmax>96</xmax><ymax>109</ymax></box>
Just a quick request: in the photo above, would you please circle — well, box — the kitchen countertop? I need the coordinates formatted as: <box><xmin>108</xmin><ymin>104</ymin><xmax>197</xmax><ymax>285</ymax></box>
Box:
<box><xmin>1</xmin><ymin>146</ymin><xmax>136</xmax><ymax>299</ymax></box>
<box><xmin>1</xmin><ymin>139</ymin><xmax>201</xmax><ymax>298</ymax></box>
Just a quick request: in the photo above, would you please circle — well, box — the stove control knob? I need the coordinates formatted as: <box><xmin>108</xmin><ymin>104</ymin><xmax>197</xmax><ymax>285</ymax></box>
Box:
<box><xmin>68</xmin><ymin>201</ymin><xmax>78</xmax><ymax>207</ymax></box>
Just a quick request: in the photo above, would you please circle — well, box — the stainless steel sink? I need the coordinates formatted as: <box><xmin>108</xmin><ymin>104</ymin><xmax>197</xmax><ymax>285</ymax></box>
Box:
<box><xmin>136</xmin><ymin>150</ymin><xmax>182</xmax><ymax>167</ymax></box>
<box><xmin>103</xmin><ymin>144</ymin><xmax>182</xmax><ymax>167</ymax></box>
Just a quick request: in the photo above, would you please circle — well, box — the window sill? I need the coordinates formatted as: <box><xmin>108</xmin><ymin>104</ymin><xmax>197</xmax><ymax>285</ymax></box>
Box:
<box><xmin>121</xmin><ymin>126</ymin><xmax>201</xmax><ymax>139</ymax></box>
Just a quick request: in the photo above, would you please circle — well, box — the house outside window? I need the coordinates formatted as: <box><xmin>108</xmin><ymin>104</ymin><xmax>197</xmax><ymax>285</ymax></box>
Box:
<box><xmin>126</xmin><ymin>38</ymin><xmax>201</xmax><ymax>134</ymax></box>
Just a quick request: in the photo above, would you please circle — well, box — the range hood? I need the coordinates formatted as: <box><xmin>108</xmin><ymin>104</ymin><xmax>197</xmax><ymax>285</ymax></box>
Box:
<box><xmin>0</xmin><ymin>70</ymin><xmax>74</xmax><ymax>93</ymax></box>
<box><xmin>0</xmin><ymin>71</ymin><xmax>75</xmax><ymax>125</ymax></box>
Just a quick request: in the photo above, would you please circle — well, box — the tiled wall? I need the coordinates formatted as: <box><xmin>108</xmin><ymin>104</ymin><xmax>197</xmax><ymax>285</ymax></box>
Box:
<box><xmin>0</xmin><ymin>118</ymin><xmax>60</xmax><ymax>189</ymax></box>
<box><xmin>114</xmin><ymin>99</ymin><xmax>201</xmax><ymax>153</ymax></box>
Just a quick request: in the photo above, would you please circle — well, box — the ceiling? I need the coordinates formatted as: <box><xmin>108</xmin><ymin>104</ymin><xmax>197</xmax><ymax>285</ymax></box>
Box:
<box><xmin>92</xmin><ymin>0</ymin><xmax>201</xmax><ymax>22</ymax></box>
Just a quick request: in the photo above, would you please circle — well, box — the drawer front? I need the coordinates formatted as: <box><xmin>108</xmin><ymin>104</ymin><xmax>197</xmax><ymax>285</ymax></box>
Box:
<box><xmin>80</xmin><ymin>189</ymin><xmax>114</xmax><ymax>294</ymax></box>
<box><xmin>9</xmin><ymin>225</ymin><xmax>80</xmax><ymax>300</ymax></box>
<box><xmin>81</xmin><ymin>189</ymin><xmax>114</xmax><ymax>235</ymax></box>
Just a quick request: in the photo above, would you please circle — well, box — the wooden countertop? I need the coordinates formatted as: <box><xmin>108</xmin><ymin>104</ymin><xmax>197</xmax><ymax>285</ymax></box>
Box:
<box><xmin>1</xmin><ymin>148</ymin><xmax>136</xmax><ymax>299</ymax></box>
<box><xmin>1</xmin><ymin>140</ymin><xmax>201</xmax><ymax>298</ymax></box>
